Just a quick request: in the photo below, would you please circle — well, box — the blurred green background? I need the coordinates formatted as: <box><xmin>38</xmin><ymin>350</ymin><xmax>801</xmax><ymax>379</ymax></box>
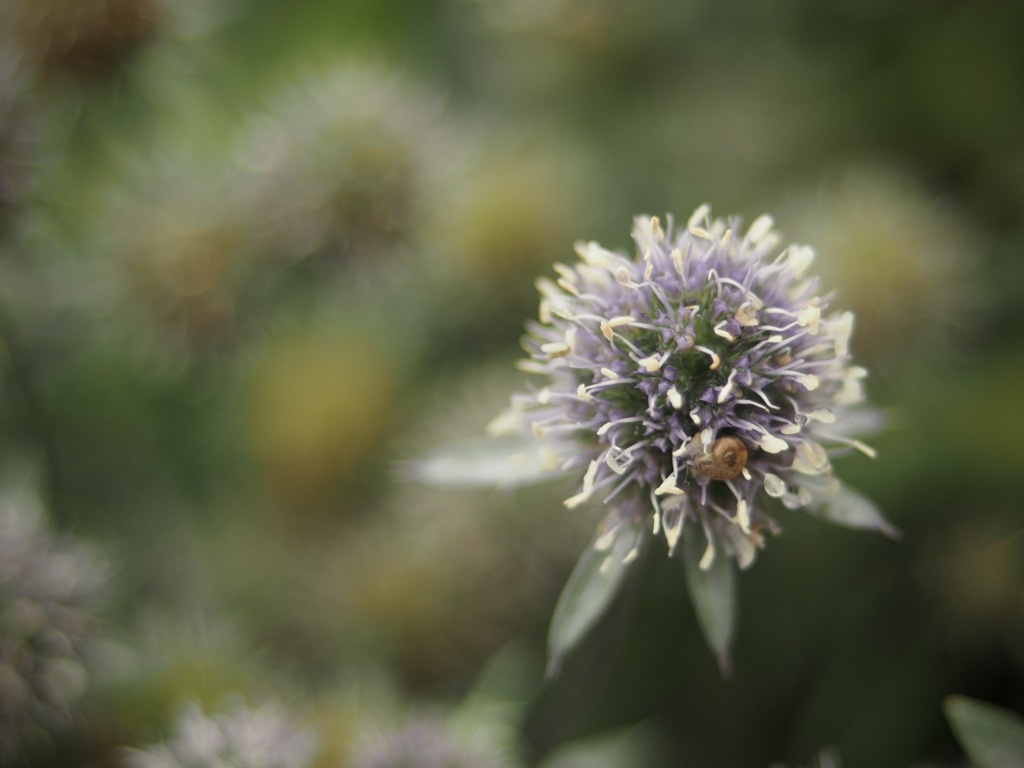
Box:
<box><xmin>0</xmin><ymin>0</ymin><xmax>1022</xmax><ymax>766</ymax></box>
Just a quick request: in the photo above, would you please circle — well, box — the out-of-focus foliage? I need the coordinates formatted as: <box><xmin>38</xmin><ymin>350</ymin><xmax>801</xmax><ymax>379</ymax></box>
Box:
<box><xmin>0</xmin><ymin>0</ymin><xmax>1021</xmax><ymax>766</ymax></box>
<box><xmin>945</xmin><ymin>695</ymin><xmax>1024</xmax><ymax>768</ymax></box>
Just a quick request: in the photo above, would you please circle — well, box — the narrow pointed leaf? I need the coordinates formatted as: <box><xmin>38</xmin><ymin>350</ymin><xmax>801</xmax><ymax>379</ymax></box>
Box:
<box><xmin>400</xmin><ymin>435</ymin><xmax>568</xmax><ymax>489</ymax></box>
<box><xmin>538</xmin><ymin>722</ymin><xmax>659</xmax><ymax>768</ymax></box>
<box><xmin>681</xmin><ymin>526</ymin><xmax>737</xmax><ymax>676</ymax></box>
<box><xmin>815</xmin><ymin>484</ymin><xmax>901</xmax><ymax>540</ymax></box>
<box><xmin>945</xmin><ymin>695</ymin><xmax>1024</xmax><ymax>768</ymax></box>
<box><xmin>547</xmin><ymin>517</ymin><xmax>646</xmax><ymax>678</ymax></box>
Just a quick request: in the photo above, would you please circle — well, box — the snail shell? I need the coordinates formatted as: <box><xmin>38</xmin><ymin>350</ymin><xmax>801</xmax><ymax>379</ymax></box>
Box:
<box><xmin>694</xmin><ymin>435</ymin><xmax>748</xmax><ymax>481</ymax></box>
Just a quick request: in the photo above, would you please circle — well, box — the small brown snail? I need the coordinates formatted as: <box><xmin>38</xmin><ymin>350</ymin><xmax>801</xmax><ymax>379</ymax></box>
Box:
<box><xmin>694</xmin><ymin>435</ymin><xmax>748</xmax><ymax>481</ymax></box>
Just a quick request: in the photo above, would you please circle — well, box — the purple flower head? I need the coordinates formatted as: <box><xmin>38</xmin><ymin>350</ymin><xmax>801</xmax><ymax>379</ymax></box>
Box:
<box><xmin>494</xmin><ymin>206</ymin><xmax>887</xmax><ymax>569</ymax></box>
<box><xmin>410</xmin><ymin>205</ymin><xmax>894</xmax><ymax>672</ymax></box>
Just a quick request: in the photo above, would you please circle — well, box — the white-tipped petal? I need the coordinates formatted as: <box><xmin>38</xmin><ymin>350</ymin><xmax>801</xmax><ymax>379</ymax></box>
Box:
<box><xmin>850</xmin><ymin>439</ymin><xmax>878</xmax><ymax>459</ymax></box>
<box><xmin>600</xmin><ymin>315</ymin><xmax>637</xmax><ymax>341</ymax></box>
<box><xmin>787</xmin><ymin>244</ymin><xmax>815</xmax><ymax>277</ymax></box>
<box><xmin>667</xmin><ymin>386</ymin><xmax>684</xmax><ymax>410</ymax></box>
<box><xmin>663</xmin><ymin>504</ymin><xmax>685</xmax><ymax>554</ymax></box>
<box><xmin>745</xmin><ymin>214</ymin><xmax>774</xmax><ymax>244</ymax></box>
<box><xmin>563</xmin><ymin>491</ymin><xmax>590</xmax><ymax>509</ymax></box>
<box><xmin>717</xmin><ymin>369</ymin><xmax>738</xmax><ymax>404</ymax></box>
<box><xmin>726</xmin><ymin>526</ymin><xmax>757</xmax><ymax>570</ymax></box>
<box><xmin>808</xmin><ymin>408</ymin><xmax>836</xmax><ymax>423</ymax></box>
<box><xmin>735</xmin><ymin>499</ymin><xmax>751</xmax><ymax>533</ymax></box>
<box><xmin>759</xmin><ymin>434</ymin><xmax>789</xmax><ymax>454</ymax></box>
<box><xmin>516</xmin><ymin>359</ymin><xmax>548</xmax><ymax>374</ymax></box>
<box><xmin>793</xmin><ymin>440</ymin><xmax>830</xmax><ymax>474</ymax></box>
<box><xmin>671</xmin><ymin>248</ymin><xmax>685</xmax><ymax>274</ymax></box>
<box><xmin>833</xmin><ymin>311</ymin><xmax>854</xmax><ymax>358</ymax></box>
<box><xmin>604</xmin><ymin>448</ymin><xmax>631</xmax><ymax>475</ymax></box>
<box><xmin>637</xmin><ymin>354</ymin><xmax>664</xmax><ymax>373</ymax></box>
<box><xmin>655</xmin><ymin>475</ymin><xmax>685</xmax><ymax>496</ymax></box>
<box><xmin>698</xmin><ymin>537</ymin><xmax>716</xmax><ymax>571</ymax></box>
<box><xmin>797</xmin><ymin>304</ymin><xmax>821</xmax><ymax>335</ymax></box>
<box><xmin>735</xmin><ymin>302</ymin><xmax>759</xmax><ymax>326</ymax></box>
<box><xmin>556</xmin><ymin>278</ymin><xmax>579</xmax><ymax>296</ymax></box>
<box><xmin>539</xmin><ymin>299</ymin><xmax>552</xmax><ymax>325</ymax></box>
<box><xmin>763</xmin><ymin>473</ymin><xmax>786</xmax><ymax>498</ymax></box>
<box><xmin>541</xmin><ymin>341</ymin><xmax>571</xmax><ymax>357</ymax></box>
<box><xmin>796</xmin><ymin>373</ymin><xmax>820</xmax><ymax>391</ymax></box>
<box><xmin>565</xmin><ymin>458</ymin><xmax>601</xmax><ymax>507</ymax></box>
<box><xmin>688</xmin><ymin>204</ymin><xmax>711</xmax><ymax>230</ymax></box>
<box><xmin>650</xmin><ymin>352</ymin><xmax>672</xmax><ymax>372</ymax></box>
<box><xmin>696</xmin><ymin>346</ymin><xmax>721</xmax><ymax>370</ymax></box>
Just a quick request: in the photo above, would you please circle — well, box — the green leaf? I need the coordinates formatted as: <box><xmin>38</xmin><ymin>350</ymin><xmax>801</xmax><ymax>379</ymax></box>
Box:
<box><xmin>815</xmin><ymin>484</ymin><xmax>901</xmax><ymax>540</ymax></box>
<box><xmin>400</xmin><ymin>435</ymin><xmax>569</xmax><ymax>489</ymax></box>
<box><xmin>945</xmin><ymin>695</ymin><xmax>1024</xmax><ymax>768</ymax></box>
<box><xmin>538</xmin><ymin>722</ymin><xmax>660</xmax><ymax>768</ymax></box>
<box><xmin>681</xmin><ymin>525</ymin><xmax>737</xmax><ymax>676</ymax></box>
<box><xmin>547</xmin><ymin>517</ymin><xmax>646</xmax><ymax>678</ymax></box>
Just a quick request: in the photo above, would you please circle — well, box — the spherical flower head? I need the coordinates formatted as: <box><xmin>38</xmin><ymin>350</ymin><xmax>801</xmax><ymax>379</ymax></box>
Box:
<box><xmin>235</xmin><ymin>60</ymin><xmax>451</xmax><ymax>265</ymax></box>
<box><xmin>788</xmin><ymin>164</ymin><xmax>980</xmax><ymax>369</ymax></box>
<box><xmin>106</xmin><ymin>152</ymin><xmax>250</xmax><ymax>354</ymax></box>
<box><xmin>496</xmin><ymin>206</ymin><xmax>885</xmax><ymax>570</ymax></box>
<box><xmin>124</xmin><ymin>700</ymin><xmax>319</xmax><ymax>768</ymax></box>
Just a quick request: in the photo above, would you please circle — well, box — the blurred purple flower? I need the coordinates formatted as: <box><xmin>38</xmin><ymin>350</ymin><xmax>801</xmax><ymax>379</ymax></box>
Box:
<box><xmin>124</xmin><ymin>700</ymin><xmax>319</xmax><ymax>768</ymax></box>
<box><xmin>0</xmin><ymin>491</ymin><xmax>108</xmax><ymax>759</ymax></box>
<box><xmin>495</xmin><ymin>207</ymin><xmax>894</xmax><ymax>568</ymax></box>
